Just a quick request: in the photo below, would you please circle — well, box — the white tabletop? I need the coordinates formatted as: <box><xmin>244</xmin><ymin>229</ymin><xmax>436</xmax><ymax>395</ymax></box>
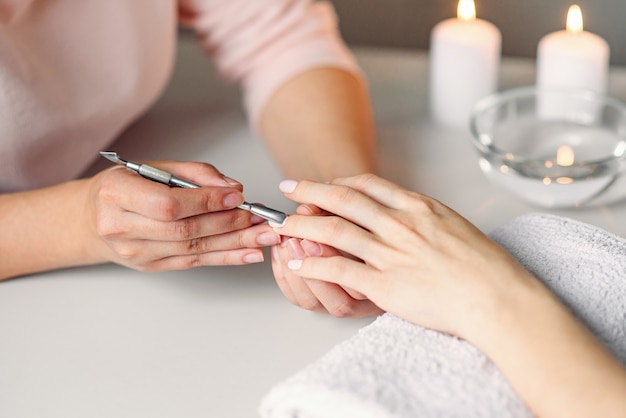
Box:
<box><xmin>2</xmin><ymin>38</ymin><xmax>626</xmax><ymax>418</ymax></box>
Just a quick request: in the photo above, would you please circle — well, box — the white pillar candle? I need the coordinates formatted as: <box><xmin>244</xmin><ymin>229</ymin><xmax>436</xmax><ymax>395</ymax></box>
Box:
<box><xmin>429</xmin><ymin>0</ymin><xmax>502</xmax><ymax>128</ymax></box>
<box><xmin>537</xmin><ymin>4</ymin><xmax>610</xmax><ymax>94</ymax></box>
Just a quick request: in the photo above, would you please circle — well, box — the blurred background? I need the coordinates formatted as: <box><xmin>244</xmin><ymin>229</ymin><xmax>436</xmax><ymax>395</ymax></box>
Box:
<box><xmin>329</xmin><ymin>0</ymin><xmax>626</xmax><ymax>65</ymax></box>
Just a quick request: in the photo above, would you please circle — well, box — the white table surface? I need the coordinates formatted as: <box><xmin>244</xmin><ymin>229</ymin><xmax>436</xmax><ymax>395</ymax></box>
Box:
<box><xmin>2</xmin><ymin>37</ymin><xmax>626</xmax><ymax>418</ymax></box>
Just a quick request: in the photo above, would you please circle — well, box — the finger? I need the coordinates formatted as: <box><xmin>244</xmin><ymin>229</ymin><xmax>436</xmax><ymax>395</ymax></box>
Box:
<box><xmin>279</xmin><ymin>179</ymin><xmax>400</xmax><ymax>235</ymax></box>
<box><xmin>296</xmin><ymin>203</ymin><xmax>329</xmax><ymax>216</ymax></box>
<box><xmin>302</xmin><ymin>278</ymin><xmax>383</xmax><ymax>318</ymax></box>
<box><xmin>287</xmin><ymin>256</ymin><xmax>382</xmax><ymax>300</ymax></box>
<box><xmin>142</xmin><ymin>160</ymin><xmax>244</xmax><ymax>190</ymax></box>
<box><xmin>299</xmin><ymin>239</ymin><xmax>367</xmax><ymax>300</ymax></box>
<box><xmin>285</xmin><ymin>238</ymin><xmax>378</xmax><ymax>318</ymax></box>
<box><xmin>276</xmin><ymin>242</ymin><xmax>327</xmax><ymax>313</ymax></box>
<box><xmin>271</xmin><ymin>244</ymin><xmax>300</xmax><ymax>307</ymax></box>
<box><xmin>99</xmin><ymin>166</ymin><xmax>245</xmax><ymax>221</ymax></box>
<box><xmin>331</xmin><ymin>174</ymin><xmax>421</xmax><ymax>211</ymax></box>
<box><xmin>273</xmin><ymin>214</ymin><xmax>388</xmax><ymax>265</ymax></box>
<box><xmin>97</xmin><ymin>206</ymin><xmax>264</xmax><ymax>241</ymax></box>
<box><xmin>115</xmin><ymin>224</ymin><xmax>281</xmax><ymax>264</ymax></box>
<box><xmin>131</xmin><ymin>247</ymin><xmax>266</xmax><ymax>271</ymax></box>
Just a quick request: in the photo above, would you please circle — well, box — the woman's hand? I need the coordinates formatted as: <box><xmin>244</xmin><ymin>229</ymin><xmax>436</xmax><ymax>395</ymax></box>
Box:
<box><xmin>270</xmin><ymin>202</ymin><xmax>383</xmax><ymax>317</ymax></box>
<box><xmin>271</xmin><ymin>174</ymin><xmax>542</xmax><ymax>340</ymax></box>
<box><xmin>271</xmin><ymin>174</ymin><xmax>626</xmax><ymax>418</ymax></box>
<box><xmin>86</xmin><ymin>160</ymin><xmax>281</xmax><ymax>271</ymax></box>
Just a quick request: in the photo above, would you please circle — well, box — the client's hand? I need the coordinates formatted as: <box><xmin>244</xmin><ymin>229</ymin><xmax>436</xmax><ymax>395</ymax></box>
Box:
<box><xmin>272</xmin><ymin>174</ymin><xmax>541</xmax><ymax>339</ymax></box>
<box><xmin>270</xmin><ymin>201</ymin><xmax>382</xmax><ymax>317</ymax></box>
<box><xmin>87</xmin><ymin>160</ymin><xmax>281</xmax><ymax>271</ymax></box>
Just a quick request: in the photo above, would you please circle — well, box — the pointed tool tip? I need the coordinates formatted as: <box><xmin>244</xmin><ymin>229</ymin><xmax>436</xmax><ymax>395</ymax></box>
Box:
<box><xmin>99</xmin><ymin>151</ymin><xmax>124</xmax><ymax>164</ymax></box>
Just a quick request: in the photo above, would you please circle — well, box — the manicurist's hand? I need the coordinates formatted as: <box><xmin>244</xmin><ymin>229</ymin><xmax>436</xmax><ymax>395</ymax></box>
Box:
<box><xmin>270</xmin><ymin>200</ymin><xmax>382</xmax><ymax>318</ymax></box>
<box><xmin>87</xmin><ymin>160</ymin><xmax>281</xmax><ymax>271</ymax></box>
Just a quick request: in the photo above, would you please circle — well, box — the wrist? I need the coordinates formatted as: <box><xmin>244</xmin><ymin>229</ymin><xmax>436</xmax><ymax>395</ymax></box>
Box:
<box><xmin>460</xmin><ymin>266</ymin><xmax>559</xmax><ymax>354</ymax></box>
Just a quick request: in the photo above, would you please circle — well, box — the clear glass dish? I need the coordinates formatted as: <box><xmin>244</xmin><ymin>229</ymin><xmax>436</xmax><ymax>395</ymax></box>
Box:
<box><xmin>470</xmin><ymin>86</ymin><xmax>626</xmax><ymax>208</ymax></box>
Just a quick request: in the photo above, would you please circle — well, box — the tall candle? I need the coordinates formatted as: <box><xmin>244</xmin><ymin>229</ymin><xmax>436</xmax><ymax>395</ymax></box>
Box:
<box><xmin>429</xmin><ymin>0</ymin><xmax>501</xmax><ymax>128</ymax></box>
<box><xmin>537</xmin><ymin>4</ymin><xmax>610</xmax><ymax>94</ymax></box>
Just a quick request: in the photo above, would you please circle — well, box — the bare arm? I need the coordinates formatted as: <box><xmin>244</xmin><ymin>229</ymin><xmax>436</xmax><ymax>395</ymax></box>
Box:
<box><xmin>0</xmin><ymin>179</ymin><xmax>100</xmax><ymax>280</ymax></box>
<box><xmin>477</xmin><ymin>283</ymin><xmax>626</xmax><ymax>418</ymax></box>
<box><xmin>261</xmin><ymin>67</ymin><xmax>382</xmax><ymax>317</ymax></box>
<box><xmin>258</xmin><ymin>67</ymin><xmax>376</xmax><ymax>181</ymax></box>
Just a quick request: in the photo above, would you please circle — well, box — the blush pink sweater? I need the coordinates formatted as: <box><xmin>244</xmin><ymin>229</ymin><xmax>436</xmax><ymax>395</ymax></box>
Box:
<box><xmin>0</xmin><ymin>0</ymin><xmax>359</xmax><ymax>192</ymax></box>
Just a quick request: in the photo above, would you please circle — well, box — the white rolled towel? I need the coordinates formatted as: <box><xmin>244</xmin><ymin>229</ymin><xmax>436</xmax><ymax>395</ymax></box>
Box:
<box><xmin>259</xmin><ymin>213</ymin><xmax>626</xmax><ymax>418</ymax></box>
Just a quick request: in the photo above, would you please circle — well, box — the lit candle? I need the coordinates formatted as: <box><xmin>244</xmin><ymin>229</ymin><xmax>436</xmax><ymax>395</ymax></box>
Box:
<box><xmin>537</xmin><ymin>5</ymin><xmax>610</xmax><ymax>94</ymax></box>
<box><xmin>429</xmin><ymin>0</ymin><xmax>502</xmax><ymax>128</ymax></box>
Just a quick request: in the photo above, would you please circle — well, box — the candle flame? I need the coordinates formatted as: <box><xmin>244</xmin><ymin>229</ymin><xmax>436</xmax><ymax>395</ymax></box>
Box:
<box><xmin>566</xmin><ymin>4</ymin><xmax>583</xmax><ymax>33</ymax></box>
<box><xmin>556</xmin><ymin>145</ymin><xmax>575</xmax><ymax>166</ymax></box>
<box><xmin>457</xmin><ymin>0</ymin><xmax>476</xmax><ymax>21</ymax></box>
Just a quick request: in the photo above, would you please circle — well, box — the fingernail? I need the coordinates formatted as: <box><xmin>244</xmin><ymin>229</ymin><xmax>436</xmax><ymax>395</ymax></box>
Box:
<box><xmin>286</xmin><ymin>238</ymin><xmax>306</xmax><ymax>260</ymax></box>
<box><xmin>257</xmin><ymin>231</ymin><xmax>281</xmax><ymax>246</ymax></box>
<box><xmin>269</xmin><ymin>216</ymin><xmax>287</xmax><ymax>228</ymax></box>
<box><xmin>301</xmin><ymin>239</ymin><xmax>323</xmax><ymax>257</ymax></box>
<box><xmin>271</xmin><ymin>245</ymin><xmax>280</xmax><ymax>262</ymax></box>
<box><xmin>222</xmin><ymin>176</ymin><xmax>241</xmax><ymax>186</ymax></box>
<box><xmin>243</xmin><ymin>252</ymin><xmax>264</xmax><ymax>264</ymax></box>
<box><xmin>297</xmin><ymin>204</ymin><xmax>315</xmax><ymax>215</ymax></box>
<box><xmin>223</xmin><ymin>192</ymin><xmax>244</xmax><ymax>208</ymax></box>
<box><xmin>279</xmin><ymin>179</ymin><xmax>298</xmax><ymax>194</ymax></box>
<box><xmin>287</xmin><ymin>259</ymin><xmax>303</xmax><ymax>270</ymax></box>
<box><xmin>250</xmin><ymin>214</ymin><xmax>265</xmax><ymax>224</ymax></box>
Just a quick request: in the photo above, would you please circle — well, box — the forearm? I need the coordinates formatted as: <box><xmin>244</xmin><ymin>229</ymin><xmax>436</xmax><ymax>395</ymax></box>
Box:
<box><xmin>0</xmin><ymin>179</ymin><xmax>103</xmax><ymax>280</ymax></box>
<box><xmin>474</xmin><ymin>277</ymin><xmax>626</xmax><ymax>418</ymax></box>
<box><xmin>258</xmin><ymin>67</ymin><xmax>376</xmax><ymax>181</ymax></box>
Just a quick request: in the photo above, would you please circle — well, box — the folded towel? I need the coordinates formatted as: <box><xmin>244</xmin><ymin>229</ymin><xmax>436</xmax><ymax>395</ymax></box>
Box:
<box><xmin>259</xmin><ymin>213</ymin><xmax>626</xmax><ymax>418</ymax></box>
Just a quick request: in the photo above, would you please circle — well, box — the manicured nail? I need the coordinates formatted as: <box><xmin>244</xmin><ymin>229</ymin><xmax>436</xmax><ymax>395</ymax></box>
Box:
<box><xmin>279</xmin><ymin>179</ymin><xmax>298</xmax><ymax>194</ymax></box>
<box><xmin>269</xmin><ymin>216</ymin><xmax>287</xmax><ymax>228</ymax></box>
<box><xmin>257</xmin><ymin>231</ymin><xmax>281</xmax><ymax>246</ymax></box>
<box><xmin>222</xmin><ymin>176</ymin><xmax>241</xmax><ymax>186</ymax></box>
<box><xmin>271</xmin><ymin>245</ymin><xmax>280</xmax><ymax>262</ymax></box>
<box><xmin>287</xmin><ymin>259</ymin><xmax>303</xmax><ymax>270</ymax></box>
<box><xmin>301</xmin><ymin>239</ymin><xmax>323</xmax><ymax>257</ymax></box>
<box><xmin>297</xmin><ymin>204</ymin><xmax>315</xmax><ymax>215</ymax></box>
<box><xmin>286</xmin><ymin>238</ymin><xmax>306</xmax><ymax>259</ymax></box>
<box><xmin>223</xmin><ymin>192</ymin><xmax>244</xmax><ymax>208</ymax></box>
<box><xmin>243</xmin><ymin>252</ymin><xmax>264</xmax><ymax>264</ymax></box>
<box><xmin>250</xmin><ymin>214</ymin><xmax>266</xmax><ymax>224</ymax></box>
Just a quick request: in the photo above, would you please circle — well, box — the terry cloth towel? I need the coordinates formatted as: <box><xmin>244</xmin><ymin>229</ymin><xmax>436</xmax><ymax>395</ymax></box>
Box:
<box><xmin>259</xmin><ymin>213</ymin><xmax>626</xmax><ymax>418</ymax></box>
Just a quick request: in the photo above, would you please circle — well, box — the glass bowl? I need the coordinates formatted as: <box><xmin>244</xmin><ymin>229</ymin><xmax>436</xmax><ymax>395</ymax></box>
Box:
<box><xmin>469</xmin><ymin>86</ymin><xmax>626</xmax><ymax>208</ymax></box>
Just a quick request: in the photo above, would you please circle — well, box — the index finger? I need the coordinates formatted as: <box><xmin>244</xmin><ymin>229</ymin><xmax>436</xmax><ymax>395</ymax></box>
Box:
<box><xmin>100</xmin><ymin>165</ymin><xmax>244</xmax><ymax>221</ymax></box>
<box><xmin>278</xmin><ymin>178</ymin><xmax>395</xmax><ymax>234</ymax></box>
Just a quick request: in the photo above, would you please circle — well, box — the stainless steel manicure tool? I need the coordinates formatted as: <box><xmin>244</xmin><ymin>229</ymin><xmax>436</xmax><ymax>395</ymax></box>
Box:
<box><xmin>99</xmin><ymin>151</ymin><xmax>287</xmax><ymax>225</ymax></box>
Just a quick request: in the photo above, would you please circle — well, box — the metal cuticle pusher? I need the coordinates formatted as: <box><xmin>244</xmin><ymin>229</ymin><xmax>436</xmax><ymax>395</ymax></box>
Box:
<box><xmin>99</xmin><ymin>151</ymin><xmax>287</xmax><ymax>225</ymax></box>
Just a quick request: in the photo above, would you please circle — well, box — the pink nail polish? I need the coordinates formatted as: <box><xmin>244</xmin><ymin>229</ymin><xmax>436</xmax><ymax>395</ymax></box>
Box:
<box><xmin>279</xmin><ymin>179</ymin><xmax>298</xmax><ymax>194</ymax></box>
<box><xmin>257</xmin><ymin>231</ymin><xmax>280</xmax><ymax>246</ymax></box>
<box><xmin>286</xmin><ymin>238</ymin><xmax>306</xmax><ymax>259</ymax></box>
<box><xmin>223</xmin><ymin>192</ymin><xmax>244</xmax><ymax>208</ymax></box>
<box><xmin>243</xmin><ymin>252</ymin><xmax>264</xmax><ymax>264</ymax></box>
<box><xmin>301</xmin><ymin>239</ymin><xmax>323</xmax><ymax>257</ymax></box>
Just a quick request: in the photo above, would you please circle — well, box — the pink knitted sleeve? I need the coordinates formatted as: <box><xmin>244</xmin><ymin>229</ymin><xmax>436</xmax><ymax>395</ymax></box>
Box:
<box><xmin>179</xmin><ymin>0</ymin><xmax>362</xmax><ymax>128</ymax></box>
